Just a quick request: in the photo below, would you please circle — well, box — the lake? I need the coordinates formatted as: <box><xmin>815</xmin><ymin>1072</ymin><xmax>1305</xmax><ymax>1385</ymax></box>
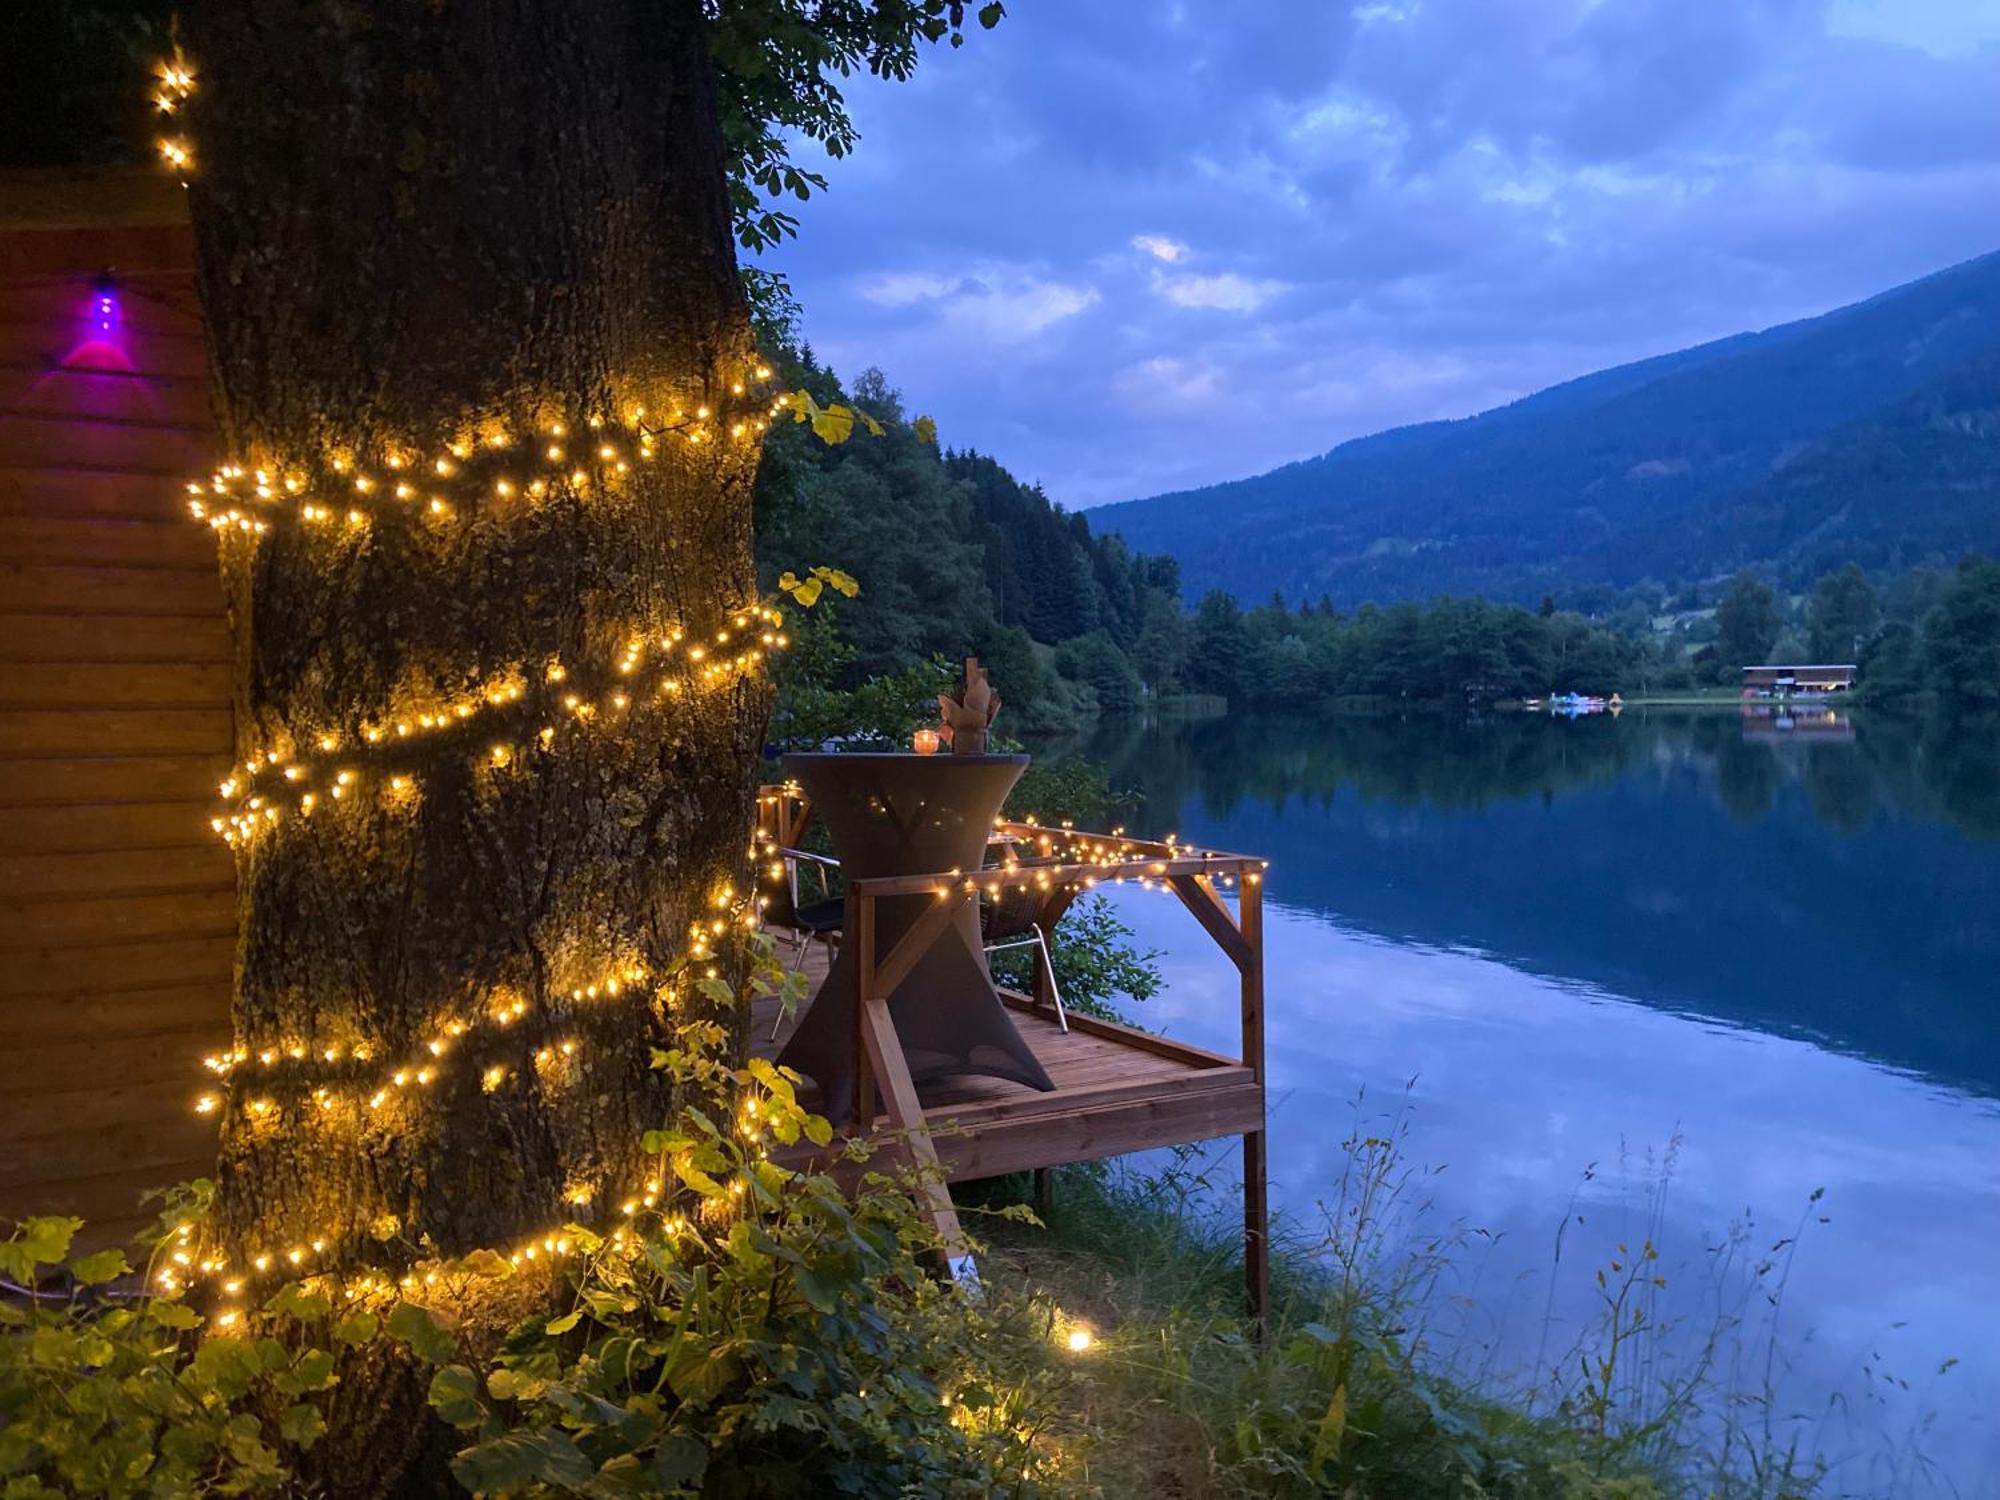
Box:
<box><xmin>1068</xmin><ymin>706</ymin><xmax>2000</xmax><ymax>1496</ymax></box>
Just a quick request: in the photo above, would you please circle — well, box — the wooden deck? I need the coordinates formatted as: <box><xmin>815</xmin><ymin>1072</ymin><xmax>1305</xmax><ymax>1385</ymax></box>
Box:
<box><xmin>753</xmin><ymin>791</ymin><xmax>1273</xmax><ymax>1319</ymax></box>
<box><xmin>750</xmin><ymin>940</ymin><xmax>1264</xmax><ymax>1183</ymax></box>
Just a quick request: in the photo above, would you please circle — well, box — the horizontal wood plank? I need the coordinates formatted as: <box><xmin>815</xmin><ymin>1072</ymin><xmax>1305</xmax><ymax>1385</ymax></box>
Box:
<box><xmin>0</xmin><ymin>755</ymin><xmax>226</xmax><ymax>806</ymax></box>
<box><xmin>0</xmin><ymin>321</ymin><xmax>211</xmax><ymax>381</ymax></box>
<box><xmin>0</xmin><ymin>1087</ymin><xmax>216</xmax><ymax>1193</ymax></box>
<box><xmin>1</xmin><ymin>981</ymin><xmax>229</xmax><ymax>1045</ymax></box>
<box><xmin>3</xmin><ymin>888</ymin><xmax>237</xmax><ymax>949</ymax></box>
<box><xmin>0</xmin><ymin>280</ymin><xmax>203</xmax><ymax>337</ymax></box>
<box><xmin>0</xmin><ymin>514</ymin><xmax>213</xmax><ymax>569</ymax></box>
<box><xmin>0</xmin><ymin>1161</ymin><xmax>216</xmax><ymax>1248</ymax></box>
<box><xmin>0</xmin><ymin>662</ymin><xmax>229</xmax><ymax>708</ymax></box>
<box><xmin>0</xmin><ymin>613</ymin><xmax>230</xmax><ymax>664</ymax></box>
<box><xmin>0</xmin><ymin>706</ymin><xmax>230</xmax><ymax>755</ymax></box>
<box><xmin>0</xmin><ymin>413</ymin><xmax>210</xmax><ymax>474</ymax></box>
<box><xmin>0</xmin><ymin>1023</ymin><xmax>223</xmax><ymax>1098</ymax></box>
<box><xmin>0</xmin><ymin>800</ymin><xmax>215</xmax><ymax>853</ymax></box>
<box><xmin>0</xmin><ymin>464</ymin><xmax>200</xmax><ymax>521</ymax></box>
<box><xmin>0</xmin><ymin>365</ymin><xmax>210</xmax><ymax>427</ymax></box>
<box><xmin>0</xmin><ymin>934</ymin><xmax>233</xmax><ymax>996</ymax></box>
<box><xmin>0</xmin><ymin>206</ymin><xmax>191</xmax><ymax>266</ymax></box>
<box><xmin>0</xmin><ymin>560</ymin><xmax>226</xmax><ymax>616</ymax></box>
<box><xmin>934</xmin><ymin>1085</ymin><xmax>1266</xmax><ymax>1181</ymax></box>
<box><xmin>0</xmin><ymin>845</ymin><xmax>232</xmax><ymax>898</ymax></box>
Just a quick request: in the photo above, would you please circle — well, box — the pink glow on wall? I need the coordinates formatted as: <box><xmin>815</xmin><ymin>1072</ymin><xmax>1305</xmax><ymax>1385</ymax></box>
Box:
<box><xmin>59</xmin><ymin>276</ymin><xmax>137</xmax><ymax>373</ymax></box>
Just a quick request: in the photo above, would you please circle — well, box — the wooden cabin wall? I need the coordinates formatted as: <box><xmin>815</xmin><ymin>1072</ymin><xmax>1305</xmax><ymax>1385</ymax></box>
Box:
<box><xmin>0</xmin><ymin>173</ymin><xmax>229</xmax><ymax>1244</ymax></box>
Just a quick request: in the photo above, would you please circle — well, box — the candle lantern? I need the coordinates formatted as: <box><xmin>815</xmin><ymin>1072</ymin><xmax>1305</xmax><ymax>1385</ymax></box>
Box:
<box><xmin>911</xmin><ymin>727</ymin><xmax>941</xmax><ymax>755</ymax></box>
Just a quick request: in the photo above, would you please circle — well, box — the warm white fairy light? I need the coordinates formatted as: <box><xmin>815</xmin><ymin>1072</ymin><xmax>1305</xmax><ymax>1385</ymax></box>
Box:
<box><xmin>149</xmin><ymin>55</ymin><xmax>821</xmax><ymax>1320</ymax></box>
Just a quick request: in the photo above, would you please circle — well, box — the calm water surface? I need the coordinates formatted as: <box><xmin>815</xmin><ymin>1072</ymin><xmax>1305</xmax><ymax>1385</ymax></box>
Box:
<box><xmin>1071</xmin><ymin>708</ymin><xmax>2000</xmax><ymax>1495</ymax></box>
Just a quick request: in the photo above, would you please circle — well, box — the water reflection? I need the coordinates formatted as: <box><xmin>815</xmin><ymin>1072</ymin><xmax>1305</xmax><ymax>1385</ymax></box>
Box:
<box><xmin>1059</xmin><ymin>708</ymin><xmax>2000</xmax><ymax>1491</ymax></box>
<box><xmin>1081</xmin><ymin>708</ymin><xmax>2000</xmax><ymax>1101</ymax></box>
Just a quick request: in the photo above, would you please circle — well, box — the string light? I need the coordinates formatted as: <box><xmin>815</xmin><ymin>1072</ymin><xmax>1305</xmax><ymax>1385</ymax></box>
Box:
<box><xmin>147</xmin><ymin>53</ymin><xmax>834</xmax><ymax>1320</ymax></box>
<box><xmin>152</xmin><ymin>52</ymin><xmax>197</xmax><ymax>180</ymax></box>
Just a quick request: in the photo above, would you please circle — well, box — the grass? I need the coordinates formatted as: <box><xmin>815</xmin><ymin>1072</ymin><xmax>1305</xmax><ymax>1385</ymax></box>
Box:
<box><xmin>954</xmin><ymin>1087</ymin><xmax>1863</xmax><ymax>1500</ymax></box>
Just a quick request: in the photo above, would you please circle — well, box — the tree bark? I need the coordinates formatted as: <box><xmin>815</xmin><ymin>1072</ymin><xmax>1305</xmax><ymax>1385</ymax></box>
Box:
<box><xmin>177</xmin><ymin>2</ymin><xmax>767</xmax><ymax>1487</ymax></box>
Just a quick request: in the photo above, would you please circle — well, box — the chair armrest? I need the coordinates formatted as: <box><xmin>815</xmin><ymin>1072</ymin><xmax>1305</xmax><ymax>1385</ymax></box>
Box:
<box><xmin>780</xmin><ymin>847</ymin><xmax>840</xmax><ymax>870</ymax></box>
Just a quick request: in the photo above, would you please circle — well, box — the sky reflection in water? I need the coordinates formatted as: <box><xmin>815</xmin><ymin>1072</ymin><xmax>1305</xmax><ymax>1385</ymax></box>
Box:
<box><xmin>1080</xmin><ymin>709</ymin><xmax>2000</xmax><ymax>1493</ymax></box>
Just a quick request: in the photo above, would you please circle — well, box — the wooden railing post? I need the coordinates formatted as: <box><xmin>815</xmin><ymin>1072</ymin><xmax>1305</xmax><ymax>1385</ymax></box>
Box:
<box><xmin>851</xmin><ymin>889</ymin><xmax>875</xmax><ymax>1127</ymax></box>
<box><xmin>1238</xmin><ymin>871</ymin><xmax>1269</xmax><ymax>1335</ymax></box>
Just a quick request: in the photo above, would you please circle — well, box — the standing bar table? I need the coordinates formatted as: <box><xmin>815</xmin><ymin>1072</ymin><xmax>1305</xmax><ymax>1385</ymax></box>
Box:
<box><xmin>776</xmin><ymin>751</ymin><xmax>1055</xmax><ymax>1126</ymax></box>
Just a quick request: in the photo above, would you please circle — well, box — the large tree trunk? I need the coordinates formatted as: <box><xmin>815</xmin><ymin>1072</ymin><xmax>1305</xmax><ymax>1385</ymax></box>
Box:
<box><xmin>177</xmin><ymin>1</ymin><xmax>767</xmax><ymax>1487</ymax></box>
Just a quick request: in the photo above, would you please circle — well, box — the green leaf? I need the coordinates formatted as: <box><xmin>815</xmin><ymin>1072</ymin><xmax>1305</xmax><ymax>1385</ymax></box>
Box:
<box><xmin>279</xmin><ymin>1401</ymin><xmax>327</xmax><ymax>1449</ymax></box>
<box><xmin>147</xmin><ymin>1300</ymin><xmax>202</xmax><ymax>1330</ymax></box>
<box><xmin>264</xmin><ymin>1282</ymin><xmax>332</xmax><ymax>1322</ymax></box>
<box><xmin>672</xmin><ymin>1155</ymin><xmax>725</xmax><ymax>1198</ymax></box>
<box><xmin>331</xmin><ymin>1310</ymin><xmax>378</xmax><ymax>1347</ymax></box>
<box><xmin>979</xmin><ymin>2</ymin><xmax>1006</xmax><ymax>27</ymax></box>
<box><xmin>486</xmin><ymin>1365</ymin><xmax>550</xmax><ymax>1403</ymax></box>
<box><xmin>442</xmin><ymin>1248</ymin><xmax>513</xmax><ymax>1279</ymax></box>
<box><xmin>70</xmin><ymin>1248</ymin><xmax>130</xmax><ymax>1286</ymax></box>
<box><xmin>810</xmin><ymin>403</ymin><xmax>855</xmax><ymax>445</ymax></box>
<box><xmin>815</xmin><ymin>566</ymin><xmax>860</xmax><ymax>598</ymax></box>
<box><xmin>453</xmin><ymin>1430</ymin><xmax>595</xmax><ymax>1493</ymax></box>
<box><xmin>277</xmin><ymin>1346</ymin><xmax>337</xmax><ymax>1395</ymax></box>
<box><xmin>793</xmin><ymin>1264</ymin><xmax>840</xmax><ymax>1314</ymax></box>
<box><xmin>544</xmin><ymin>1310</ymin><xmax>582</xmax><ymax>1336</ymax></box>
<box><xmin>19</xmin><ymin>1216</ymin><xmax>82</xmax><ymax>1266</ymax></box>
<box><xmin>1310</xmin><ymin>1382</ymin><xmax>1348</xmax><ymax>1475</ymax></box>
<box><xmin>668</xmin><ymin>1346</ymin><xmax>742</xmax><ymax>1404</ymax></box>
<box><xmin>427</xmin><ymin>1365</ymin><xmax>485</xmax><ymax>1428</ymax></box>
<box><xmin>385</xmin><ymin>1301</ymin><xmax>456</xmax><ymax>1363</ymax></box>
<box><xmin>653</xmin><ymin>1433</ymin><xmax>709</xmax><ymax>1488</ymax></box>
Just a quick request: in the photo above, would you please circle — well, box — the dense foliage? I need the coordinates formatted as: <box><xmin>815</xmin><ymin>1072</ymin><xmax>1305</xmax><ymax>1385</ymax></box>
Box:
<box><xmin>1096</xmin><ymin>250</ymin><xmax>2000</xmax><ymax>610</ymax></box>
<box><xmin>754</xmin><ymin>355</ymin><xmax>1186</xmax><ymax>730</ymax></box>
<box><xmin>0</xmin><ymin>943</ymin><xmax>1055</xmax><ymax>1499</ymax></box>
<box><xmin>1177</xmin><ymin>591</ymin><xmax>1654</xmax><ymax>705</ymax></box>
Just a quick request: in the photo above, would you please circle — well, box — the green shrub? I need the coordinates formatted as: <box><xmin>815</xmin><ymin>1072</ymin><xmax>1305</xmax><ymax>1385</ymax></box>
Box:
<box><xmin>0</xmin><ymin>941</ymin><xmax>1057</xmax><ymax>1499</ymax></box>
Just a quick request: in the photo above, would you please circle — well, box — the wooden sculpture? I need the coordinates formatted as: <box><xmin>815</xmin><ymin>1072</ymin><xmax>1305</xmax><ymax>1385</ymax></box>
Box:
<box><xmin>937</xmin><ymin>656</ymin><xmax>1001</xmax><ymax>754</ymax></box>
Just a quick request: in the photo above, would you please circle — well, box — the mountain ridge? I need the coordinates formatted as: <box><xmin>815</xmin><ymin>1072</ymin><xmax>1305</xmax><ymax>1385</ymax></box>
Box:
<box><xmin>1097</xmin><ymin>249</ymin><xmax>2000</xmax><ymax>605</ymax></box>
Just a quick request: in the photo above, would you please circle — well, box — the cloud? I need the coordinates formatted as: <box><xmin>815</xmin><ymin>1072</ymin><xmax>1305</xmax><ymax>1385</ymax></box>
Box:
<box><xmin>1116</xmin><ymin>356</ymin><xmax>1221</xmax><ymax>408</ymax></box>
<box><xmin>856</xmin><ymin>265</ymin><xmax>1099</xmax><ymax>342</ymax></box>
<box><xmin>1154</xmin><ymin>270</ymin><xmax>1290</xmax><ymax>313</ymax></box>
<box><xmin>1132</xmin><ymin>234</ymin><xmax>1188</xmax><ymax>263</ymax></box>
<box><xmin>766</xmin><ymin>0</ymin><xmax>2000</xmax><ymax>507</ymax></box>
<box><xmin>859</xmin><ymin>271</ymin><xmax>962</xmax><ymax>307</ymax></box>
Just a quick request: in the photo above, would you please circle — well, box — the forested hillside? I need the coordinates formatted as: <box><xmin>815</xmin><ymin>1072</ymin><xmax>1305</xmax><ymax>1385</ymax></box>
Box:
<box><xmin>752</xmin><ymin>352</ymin><xmax>1665</xmax><ymax>724</ymax></box>
<box><xmin>753</xmin><ymin>354</ymin><xmax>1185</xmax><ymax>732</ymax></box>
<box><xmin>1097</xmin><ymin>249</ymin><xmax>2000</xmax><ymax>608</ymax></box>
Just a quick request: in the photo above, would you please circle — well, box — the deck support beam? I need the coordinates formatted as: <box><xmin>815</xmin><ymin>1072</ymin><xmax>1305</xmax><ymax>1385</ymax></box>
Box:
<box><xmin>854</xmin><ymin>887</ymin><xmax>974</xmax><ymax>1274</ymax></box>
<box><xmin>1169</xmin><ymin>871</ymin><xmax>1268</xmax><ymax>1332</ymax></box>
<box><xmin>1236</xmin><ymin>876</ymin><xmax>1268</xmax><ymax>1334</ymax></box>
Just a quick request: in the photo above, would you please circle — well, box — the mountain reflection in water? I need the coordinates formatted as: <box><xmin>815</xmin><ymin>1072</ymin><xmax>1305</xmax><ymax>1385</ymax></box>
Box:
<box><xmin>1056</xmin><ymin>707</ymin><xmax>2000</xmax><ymax>1493</ymax></box>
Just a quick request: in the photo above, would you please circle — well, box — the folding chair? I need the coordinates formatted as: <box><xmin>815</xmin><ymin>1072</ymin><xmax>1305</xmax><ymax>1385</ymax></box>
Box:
<box><xmin>769</xmin><ymin>846</ymin><xmax>842</xmax><ymax>1040</ymax></box>
<box><xmin>981</xmin><ymin>878</ymin><xmax>1067</xmax><ymax>1032</ymax></box>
